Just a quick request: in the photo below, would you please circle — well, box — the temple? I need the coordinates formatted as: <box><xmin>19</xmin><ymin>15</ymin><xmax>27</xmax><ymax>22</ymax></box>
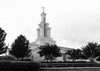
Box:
<box><xmin>29</xmin><ymin>7</ymin><xmax>56</xmax><ymax>61</ymax></box>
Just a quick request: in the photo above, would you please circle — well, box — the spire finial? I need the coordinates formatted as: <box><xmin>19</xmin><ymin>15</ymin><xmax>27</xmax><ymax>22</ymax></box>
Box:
<box><xmin>42</xmin><ymin>7</ymin><xmax>45</xmax><ymax>13</ymax></box>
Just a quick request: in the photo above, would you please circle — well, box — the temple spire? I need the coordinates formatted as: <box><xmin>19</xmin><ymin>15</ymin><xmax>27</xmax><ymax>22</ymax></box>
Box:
<box><xmin>42</xmin><ymin>7</ymin><xmax>45</xmax><ymax>13</ymax></box>
<box><xmin>41</xmin><ymin>7</ymin><xmax>46</xmax><ymax>23</ymax></box>
<box><xmin>35</xmin><ymin>8</ymin><xmax>56</xmax><ymax>45</ymax></box>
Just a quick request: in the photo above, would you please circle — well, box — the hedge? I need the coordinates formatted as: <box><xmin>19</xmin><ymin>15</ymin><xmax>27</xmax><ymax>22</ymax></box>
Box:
<box><xmin>0</xmin><ymin>56</ymin><xmax>16</xmax><ymax>61</ymax></box>
<box><xmin>0</xmin><ymin>61</ymin><xmax>40</xmax><ymax>71</ymax></box>
<box><xmin>41</xmin><ymin>61</ymin><xmax>90</xmax><ymax>63</ymax></box>
<box><xmin>41</xmin><ymin>63</ymin><xmax>100</xmax><ymax>67</ymax></box>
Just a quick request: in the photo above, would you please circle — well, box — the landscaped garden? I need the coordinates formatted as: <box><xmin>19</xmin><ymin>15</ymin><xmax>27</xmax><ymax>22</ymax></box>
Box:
<box><xmin>1</xmin><ymin>27</ymin><xmax>100</xmax><ymax>71</ymax></box>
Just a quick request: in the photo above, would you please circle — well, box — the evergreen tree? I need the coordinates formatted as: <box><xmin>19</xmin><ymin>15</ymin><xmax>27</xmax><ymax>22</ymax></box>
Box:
<box><xmin>0</xmin><ymin>28</ymin><xmax>7</xmax><ymax>54</ymax></box>
<box><xmin>9</xmin><ymin>35</ymin><xmax>30</xmax><ymax>60</ymax></box>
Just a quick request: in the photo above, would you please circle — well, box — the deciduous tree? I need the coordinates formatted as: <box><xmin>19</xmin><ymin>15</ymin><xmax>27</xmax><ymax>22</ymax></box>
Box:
<box><xmin>38</xmin><ymin>44</ymin><xmax>61</xmax><ymax>62</ymax></box>
<box><xmin>66</xmin><ymin>49</ymin><xmax>82</xmax><ymax>62</ymax></box>
<box><xmin>82</xmin><ymin>42</ymin><xmax>100</xmax><ymax>62</ymax></box>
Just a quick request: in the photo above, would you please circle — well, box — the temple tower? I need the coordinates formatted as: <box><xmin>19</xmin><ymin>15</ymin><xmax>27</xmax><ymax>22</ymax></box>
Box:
<box><xmin>35</xmin><ymin>7</ymin><xmax>56</xmax><ymax>45</ymax></box>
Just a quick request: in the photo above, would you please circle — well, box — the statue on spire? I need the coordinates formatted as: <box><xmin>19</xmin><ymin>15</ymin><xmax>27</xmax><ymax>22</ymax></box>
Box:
<box><xmin>42</xmin><ymin>7</ymin><xmax>45</xmax><ymax>13</ymax></box>
<box><xmin>41</xmin><ymin>7</ymin><xmax>46</xmax><ymax>23</ymax></box>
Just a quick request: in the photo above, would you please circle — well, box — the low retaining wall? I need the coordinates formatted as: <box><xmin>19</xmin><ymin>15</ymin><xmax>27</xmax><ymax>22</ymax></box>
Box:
<box><xmin>40</xmin><ymin>67</ymin><xmax>100</xmax><ymax>71</ymax></box>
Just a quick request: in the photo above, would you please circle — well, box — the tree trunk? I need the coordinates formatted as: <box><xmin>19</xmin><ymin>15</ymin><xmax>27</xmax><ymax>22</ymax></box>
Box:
<box><xmin>89</xmin><ymin>57</ymin><xmax>95</xmax><ymax>63</ymax></box>
<box><xmin>21</xmin><ymin>58</ymin><xmax>24</xmax><ymax>61</ymax></box>
<box><xmin>73</xmin><ymin>58</ymin><xmax>75</xmax><ymax>62</ymax></box>
<box><xmin>47</xmin><ymin>59</ymin><xmax>48</xmax><ymax>62</ymax></box>
<box><xmin>50</xmin><ymin>59</ymin><xmax>52</xmax><ymax>62</ymax></box>
<box><xmin>17</xmin><ymin>58</ymin><xmax>19</xmax><ymax>60</ymax></box>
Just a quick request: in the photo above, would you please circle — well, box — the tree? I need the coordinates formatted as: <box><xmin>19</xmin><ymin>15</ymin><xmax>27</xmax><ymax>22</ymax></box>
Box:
<box><xmin>9</xmin><ymin>35</ymin><xmax>30</xmax><ymax>60</ymax></box>
<box><xmin>82</xmin><ymin>42</ymin><xmax>100</xmax><ymax>62</ymax></box>
<box><xmin>38</xmin><ymin>44</ymin><xmax>61</xmax><ymax>62</ymax></box>
<box><xmin>66</xmin><ymin>49</ymin><xmax>82</xmax><ymax>62</ymax></box>
<box><xmin>0</xmin><ymin>28</ymin><xmax>7</xmax><ymax>54</ymax></box>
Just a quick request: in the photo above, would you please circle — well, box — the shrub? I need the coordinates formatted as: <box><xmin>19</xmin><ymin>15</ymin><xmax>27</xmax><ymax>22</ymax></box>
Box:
<box><xmin>20</xmin><ymin>58</ymin><xmax>32</xmax><ymax>61</ymax></box>
<box><xmin>0</xmin><ymin>61</ymin><xmax>11</xmax><ymax>71</ymax></box>
<box><xmin>0</xmin><ymin>61</ymin><xmax>40</xmax><ymax>71</ymax></box>
<box><xmin>11</xmin><ymin>61</ymin><xmax>40</xmax><ymax>71</ymax></box>
<box><xmin>40</xmin><ymin>62</ymin><xmax>100</xmax><ymax>67</ymax></box>
<box><xmin>0</xmin><ymin>56</ymin><xmax>16</xmax><ymax>61</ymax></box>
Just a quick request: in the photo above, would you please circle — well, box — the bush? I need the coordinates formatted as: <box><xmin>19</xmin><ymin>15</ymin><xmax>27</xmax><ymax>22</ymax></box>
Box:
<box><xmin>0</xmin><ymin>61</ymin><xmax>11</xmax><ymax>71</ymax></box>
<box><xmin>0</xmin><ymin>56</ymin><xmax>16</xmax><ymax>61</ymax></box>
<box><xmin>41</xmin><ymin>61</ymin><xmax>89</xmax><ymax>63</ymax></box>
<box><xmin>40</xmin><ymin>62</ymin><xmax>100</xmax><ymax>67</ymax></box>
<box><xmin>20</xmin><ymin>58</ymin><xmax>32</xmax><ymax>61</ymax></box>
<box><xmin>11</xmin><ymin>61</ymin><xmax>40</xmax><ymax>71</ymax></box>
<box><xmin>0</xmin><ymin>61</ymin><xmax>40</xmax><ymax>71</ymax></box>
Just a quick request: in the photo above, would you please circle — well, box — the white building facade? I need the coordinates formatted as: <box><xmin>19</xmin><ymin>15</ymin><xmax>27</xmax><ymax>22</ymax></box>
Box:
<box><xmin>29</xmin><ymin>8</ymin><xmax>56</xmax><ymax>61</ymax></box>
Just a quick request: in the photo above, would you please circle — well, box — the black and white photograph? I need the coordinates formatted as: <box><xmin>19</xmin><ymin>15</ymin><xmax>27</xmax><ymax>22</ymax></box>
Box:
<box><xmin>0</xmin><ymin>0</ymin><xmax>100</xmax><ymax>71</ymax></box>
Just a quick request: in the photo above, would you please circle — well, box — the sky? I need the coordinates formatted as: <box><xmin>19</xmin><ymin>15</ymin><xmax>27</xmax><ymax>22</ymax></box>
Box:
<box><xmin>0</xmin><ymin>0</ymin><xmax>100</xmax><ymax>49</ymax></box>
